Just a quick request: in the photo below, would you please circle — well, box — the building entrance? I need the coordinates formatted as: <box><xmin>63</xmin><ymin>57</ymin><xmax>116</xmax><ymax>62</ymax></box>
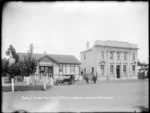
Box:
<box><xmin>116</xmin><ymin>65</ymin><xmax>120</xmax><ymax>78</ymax></box>
<box><xmin>39</xmin><ymin>66</ymin><xmax>53</xmax><ymax>79</ymax></box>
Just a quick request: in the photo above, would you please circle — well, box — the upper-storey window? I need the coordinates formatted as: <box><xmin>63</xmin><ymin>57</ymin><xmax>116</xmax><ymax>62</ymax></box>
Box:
<box><xmin>110</xmin><ymin>52</ymin><xmax>113</xmax><ymax>60</ymax></box>
<box><xmin>117</xmin><ymin>52</ymin><xmax>120</xmax><ymax>60</ymax></box>
<box><xmin>124</xmin><ymin>52</ymin><xmax>127</xmax><ymax>61</ymax></box>
<box><xmin>101</xmin><ymin>51</ymin><xmax>104</xmax><ymax>59</ymax></box>
<box><xmin>84</xmin><ymin>54</ymin><xmax>86</xmax><ymax>60</ymax></box>
<box><xmin>132</xmin><ymin>53</ymin><xmax>135</xmax><ymax>60</ymax></box>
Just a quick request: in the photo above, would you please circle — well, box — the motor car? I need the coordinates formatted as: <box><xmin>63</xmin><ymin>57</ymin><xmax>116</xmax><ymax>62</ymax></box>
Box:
<box><xmin>55</xmin><ymin>74</ymin><xmax>76</xmax><ymax>85</ymax></box>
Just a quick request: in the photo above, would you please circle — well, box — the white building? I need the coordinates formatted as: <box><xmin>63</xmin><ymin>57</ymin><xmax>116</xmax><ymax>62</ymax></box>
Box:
<box><xmin>80</xmin><ymin>40</ymin><xmax>139</xmax><ymax>80</ymax></box>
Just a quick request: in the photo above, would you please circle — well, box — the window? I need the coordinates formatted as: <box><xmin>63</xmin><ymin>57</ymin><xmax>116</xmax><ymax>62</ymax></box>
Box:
<box><xmin>123</xmin><ymin>65</ymin><xmax>126</xmax><ymax>75</ymax></box>
<box><xmin>84</xmin><ymin>54</ymin><xmax>86</xmax><ymax>60</ymax></box>
<box><xmin>132</xmin><ymin>66</ymin><xmax>135</xmax><ymax>74</ymax></box>
<box><xmin>101</xmin><ymin>51</ymin><xmax>104</xmax><ymax>59</ymax></box>
<box><xmin>124</xmin><ymin>53</ymin><xmax>127</xmax><ymax>60</ymax></box>
<box><xmin>101</xmin><ymin>65</ymin><xmax>104</xmax><ymax>75</ymax></box>
<box><xmin>132</xmin><ymin>53</ymin><xmax>135</xmax><ymax>60</ymax></box>
<box><xmin>70</xmin><ymin>65</ymin><xmax>75</xmax><ymax>74</ymax></box>
<box><xmin>59</xmin><ymin>64</ymin><xmax>63</xmax><ymax>72</ymax></box>
<box><xmin>40</xmin><ymin>67</ymin><xmax>44</xmax><ymax>71</ymax></box>
<box><xmin>117</xmin><ymin>52</ymin><xmax>120</xmax><ymax>60</ymax></box>
<box><xmin>110</xmin><ymin>52</ymin><xmax>113</xmax><ymax>60</ymax></box>
<box><xmin>45</xmin><ymin>67</ymin><xmax>48</xmax><ymax>72</ymax></box>
<box><xmin>110</xmin><ymin>65</ymin><xmax>114</xmax><ymax>75</ymax></box>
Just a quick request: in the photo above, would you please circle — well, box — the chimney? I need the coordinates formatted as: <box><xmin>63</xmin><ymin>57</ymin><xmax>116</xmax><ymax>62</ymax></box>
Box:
<box><xmin>86</xmin><ymin>41</ymin><xmax>90</xmax><ymax>50</ymax></box>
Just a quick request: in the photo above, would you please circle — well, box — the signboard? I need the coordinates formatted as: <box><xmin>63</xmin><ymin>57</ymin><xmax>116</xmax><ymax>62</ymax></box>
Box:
<box><xmin>39</xmin><ymin>61</ymin><xmax>53</xmax><ymax>66</ymax></box>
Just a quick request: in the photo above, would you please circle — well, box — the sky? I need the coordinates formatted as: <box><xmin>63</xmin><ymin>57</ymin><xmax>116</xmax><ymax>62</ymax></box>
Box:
<box><xmin>2</xmin><ymin>1</ymin><xmax>149</xmax><ymax>63</ymax></box>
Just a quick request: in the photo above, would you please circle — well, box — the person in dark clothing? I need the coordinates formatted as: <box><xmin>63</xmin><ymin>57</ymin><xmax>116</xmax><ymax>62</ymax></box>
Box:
<box><xmin>93</xmin><ymin>72</ymin><xmax>98</xmax><ymax>84</ymax></box>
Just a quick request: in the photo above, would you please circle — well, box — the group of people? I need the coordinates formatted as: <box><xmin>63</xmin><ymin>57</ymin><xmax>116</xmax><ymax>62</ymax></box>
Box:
<box><xmin>83</xmin><ymin>72</ymin><xmax>98</xmax><ymax>84</ymax></box>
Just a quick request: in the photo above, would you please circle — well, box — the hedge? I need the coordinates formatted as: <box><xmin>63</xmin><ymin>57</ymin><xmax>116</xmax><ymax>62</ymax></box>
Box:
<box><xmin>2</xmin><ymin>85</ymin><xmax>51</xmax><ymax>92</ymax></box>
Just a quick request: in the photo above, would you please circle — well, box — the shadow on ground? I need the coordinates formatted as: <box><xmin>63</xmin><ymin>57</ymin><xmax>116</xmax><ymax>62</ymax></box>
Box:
<box><xmin>135</xmin><ymin>106</ymin><xmax>149</xmax><ymax>113</ymax></box>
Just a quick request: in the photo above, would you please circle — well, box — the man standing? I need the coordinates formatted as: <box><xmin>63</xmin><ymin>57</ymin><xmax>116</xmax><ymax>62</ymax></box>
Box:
<box><xmin>93</xmin><ymin>72</ymin><xmax>97</xmax><ymax>84</ymax></box>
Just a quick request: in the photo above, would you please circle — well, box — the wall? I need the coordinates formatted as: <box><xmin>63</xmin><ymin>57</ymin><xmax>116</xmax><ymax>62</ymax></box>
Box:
<box><xmin>81</xmin><ymin>45</ymin><xmax>138</xmax><ymax>80</ymax></box>
<box><xmin>80</xmin><ymin>49</ymin><xmax>96</xmax><ymax>75</ymax></box>
<box><xmin>54</xmin><ymin>64</ymin><xmax>80</xmax><ymax>80</ymax></box>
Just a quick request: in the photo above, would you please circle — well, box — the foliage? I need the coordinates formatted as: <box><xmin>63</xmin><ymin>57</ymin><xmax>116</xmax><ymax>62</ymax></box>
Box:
<box><xmin>2</xmin><ymin>58</ymin><xmax>9</xmax><ymax>77</ymax></box>
<box><xmin>138</xmin><ymin>72</ymin><xmax>145</xmax><ymax>79</ymax></box>
<box><xmin>23</xmin><ymin>52</ymin><xmax>37</xmax><ymax>76</ymax></box>
<box><xmin>5</xmin><ymin>45</ymin><xmax>19</xmax><ymax>63</ymax></box>
<box><xmin>3</xmin><ymin>85</ymin><xmax>51</xmax><ymax>92</ymax></box>
<box><xmin>7</xmin><ymin>62</ymin><xmax>21</xmax><ymax>79</ymax></box>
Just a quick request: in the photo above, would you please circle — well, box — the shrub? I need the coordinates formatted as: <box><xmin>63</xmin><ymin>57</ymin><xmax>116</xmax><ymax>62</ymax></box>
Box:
<box><xmin>2</xmin><ymin>85</ymin><xmax>51</xmax><ymax>92</ymax></box>
<box><xmin>138</xmin><ymin>72</ymin><xmax>145</xmax><ymax>79</ymax></box>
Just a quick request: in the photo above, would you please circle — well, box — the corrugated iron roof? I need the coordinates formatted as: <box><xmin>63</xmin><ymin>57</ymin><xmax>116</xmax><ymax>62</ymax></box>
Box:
<box><xmin>17</xmin><ymin>52</ymin><xmax>81</xmax><ymax>64</ymax></box>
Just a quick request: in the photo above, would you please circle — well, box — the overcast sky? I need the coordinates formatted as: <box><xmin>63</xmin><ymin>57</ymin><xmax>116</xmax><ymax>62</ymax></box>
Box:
<box><xmin>2</xmin><ymin>1</ymin><xmax>148</xmax><ymax>63</ymax></box>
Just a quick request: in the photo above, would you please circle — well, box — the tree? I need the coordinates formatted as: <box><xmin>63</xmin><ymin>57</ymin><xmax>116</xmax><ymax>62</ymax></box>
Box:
<box><xmin>2</xmin><ymin>58</ymin><xmax>9</xmax><ymax>77</ymax></box>
<box><xmin>7</xmin><ymin>62</ymin><xmax>22</xmax><ymax>82</ymax></box>
<box><xmin>5</xmin><ymin>45</ymin><xmax>19</xmax><ymax>63</ymax></box>
<box><xmin>23</xmin><ymin>52</ymin><xmax>37</xmax><ymax>76</ymax></box>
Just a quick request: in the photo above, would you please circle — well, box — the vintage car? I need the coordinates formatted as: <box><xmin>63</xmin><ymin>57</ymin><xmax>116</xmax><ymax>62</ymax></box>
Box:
<box><xmin>55</xmin><ymin>74</ymin><xmax>76</xmax><ymax>85</ymax></box>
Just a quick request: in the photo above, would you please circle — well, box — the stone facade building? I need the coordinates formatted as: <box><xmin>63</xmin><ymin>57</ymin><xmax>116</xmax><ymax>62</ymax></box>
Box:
<box><xmin>80</xmin><ymin>40</ymin><xmax>139</xmax><ymax>80</ymax></box>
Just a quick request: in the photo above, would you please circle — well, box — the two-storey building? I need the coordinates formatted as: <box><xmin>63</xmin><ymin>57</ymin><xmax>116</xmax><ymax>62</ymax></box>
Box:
<box><xmin>80</xmin><ymin>40</ymin><xmax>139</xmax><ymax>80</ymax></box>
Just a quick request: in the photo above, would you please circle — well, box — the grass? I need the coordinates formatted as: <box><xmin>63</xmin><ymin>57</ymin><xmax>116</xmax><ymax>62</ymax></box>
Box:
<box><xmin>2</xmin><ymin>84</ymin><xmax>51</xmax><ymax>92</ymax></box>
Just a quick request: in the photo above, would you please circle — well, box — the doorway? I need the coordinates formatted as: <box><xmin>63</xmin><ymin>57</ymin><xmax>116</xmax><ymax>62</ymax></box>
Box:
<box><xmin>40</xmin><ymin>66</ymin><xmax>53</xmax><ymax>79</ymax></box>
<box><xmin>116</xmin><ymin>65</ymin><xmax>120</xmax><ymax>78</ymax></box>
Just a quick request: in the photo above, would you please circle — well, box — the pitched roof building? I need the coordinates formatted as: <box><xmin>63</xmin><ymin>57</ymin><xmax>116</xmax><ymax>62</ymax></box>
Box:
<box><xmin>17</xmin><ymin>52</ymin><xmax>81</xmax><ymax>80</ymax></box>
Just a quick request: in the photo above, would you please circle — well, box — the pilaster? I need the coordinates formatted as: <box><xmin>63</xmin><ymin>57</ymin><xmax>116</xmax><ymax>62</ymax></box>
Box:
<box><xmin>114</xmin><ymin>51</ymin><xmax>116</xmax><ymax>79</ymax></box>
<box><xmin>121</xmin><ymin>51</ymin><xmax>123</xmax><ymax>77</ymax></box>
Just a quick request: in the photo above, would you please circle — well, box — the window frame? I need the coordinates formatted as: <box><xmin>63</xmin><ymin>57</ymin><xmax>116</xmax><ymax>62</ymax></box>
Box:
<box><xmin>84</xmin><ymin>54</ymin><xmax>86</xmax><ymax>60</ymax></box>
<box><xmin>117</xmin><ymin>52</ymin><xmax>120</xmax><ymax>60</ymax></box>
<box><xmin>101</xmin><ymin>65</ymin><xmax>104</xmax><ymax>75</ymax></box>
<box><xmin>110</xmin><ymin>65</ymin><xmax>114</xmax><ymax>75</ymax></box>
<box><xmin>123</xmin><ymin>65</ymin><xmax>126</xmax><ymax>75</ymax></box>
<box><xmin>124</xmin><ymin>52</ymin><xmax>127</xmax><ymax>61</ymax></box>
<box><xmin>132</xmin><ymin>65</ymin><xmax>135</xmax><ymax>74</ymax></box>
<box><xmin>110</xmin><ymin>52</ymin><xmax>113</xmax><ymax>60</ymax></box>
<box><xmin>101</xmin><ymin>51</ymin><xmax>104</xmax><ymax>59</ymax></box>
<box><xmin>132</xmin><ymin>53</ymin><xmax>135</xmax><ymax>60</ymax></box>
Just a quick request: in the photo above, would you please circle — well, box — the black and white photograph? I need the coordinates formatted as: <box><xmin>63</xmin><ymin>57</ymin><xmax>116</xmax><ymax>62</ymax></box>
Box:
<box><xmin>1</xmin><ymin>1</ymin><xmax>149</xmax><ymax>112</ymax></box>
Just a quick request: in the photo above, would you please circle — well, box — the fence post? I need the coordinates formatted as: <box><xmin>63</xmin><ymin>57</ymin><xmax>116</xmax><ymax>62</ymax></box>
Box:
<box><xmin>44</xmin><ymin>81</ymin><xmax>46</xmax><ymax>90</ymax></box>
<box><xmin>47</xmin><ymin>75</ymin><xmax>49</xmax><ymax>85</ymax></box>
<box><xmin>11</xmin><ymin>78</ymin><xmax>14</xmax><ymax>92</ymax></box>
<box><xmin>2</xmin><ymin>77</ymin><xmax>4</xmax><ymax>86</ymax></box>
<box><xmin>27</xmin><ymin>78</ymin><xmax>29</xmax><ymax>85</ymax></box>
<box><xmin>50</xmin><ymin>77</ymin><xmax>53</xmax><ymax>86</ymax></box>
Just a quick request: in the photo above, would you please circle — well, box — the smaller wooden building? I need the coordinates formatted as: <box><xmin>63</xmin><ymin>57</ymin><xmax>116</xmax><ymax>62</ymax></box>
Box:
<box><xmin>18</xmin><ymin>52</ymin><xmax>81</xmax><ymax>80</ymax></box>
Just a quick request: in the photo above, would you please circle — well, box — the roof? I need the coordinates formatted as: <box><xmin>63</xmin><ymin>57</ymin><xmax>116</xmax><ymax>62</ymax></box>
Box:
<box><xmin>94</xmin><ymin>40</ymin><xmax>139</xmax><ymax>50</ymax></box>
<box><xmin>80</xmin><ymin>48</ymin><xmax>93</xmax><ymax>54</ymax></box>
<box><xmin>17</xmin><ymin>52</ymin><xmax>81</xmax><ymax>64</ymax></box>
